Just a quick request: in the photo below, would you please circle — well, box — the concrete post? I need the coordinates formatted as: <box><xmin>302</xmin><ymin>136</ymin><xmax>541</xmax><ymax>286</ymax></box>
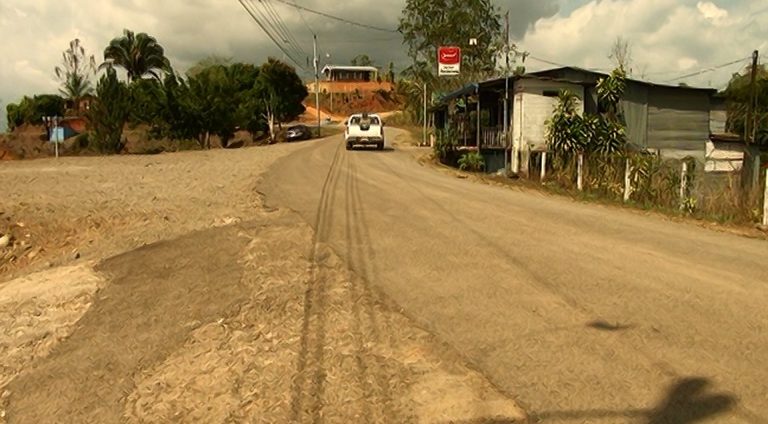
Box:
<box><xmin>623</xmin><ymin>159</ymin><xmax>632</xmax><ymax>202</ymax></box>
<box><xmin>763</xmin><ymin>168</ymin><xmax>768</xmax><ymax>227</ymax></box>
<box><xmin>540</xmin><ymin>151</ymin><xmax>547</xmax><ymax>182</ymax></box>
<box><xmin>577</xmin><ymin>153</ymin><xmax>584</xmax><ymax>191</ymax></box>
<box><xmin>679</xmin><ymin>162</ymin><xmax>689</xmax><ymax>209</ymax></box>
<box><xmin>512</xmin><ymin>146</ymin><xmax>519</xmax><ymax>174</ymax></box>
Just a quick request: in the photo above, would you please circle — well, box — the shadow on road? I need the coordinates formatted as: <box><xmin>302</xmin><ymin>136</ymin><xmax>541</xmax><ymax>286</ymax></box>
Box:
<box><xmin>587</xmin><ymin>319</ymin><xmax>635</xmax><ymax>332</ymax></box>
<box><xmin>532</xmin><ymin>377</ymin><xmax>737</xmax><ymax>423</ymax></box>
<box><xmin>438</xmin><ymin>418</ymin><xmax>520</xmax><ymax>424</ymax></box>
<box><xmin>647</xmin><ymin>377</ymin><xmax>737</xmax><ymax>424</ymax></box>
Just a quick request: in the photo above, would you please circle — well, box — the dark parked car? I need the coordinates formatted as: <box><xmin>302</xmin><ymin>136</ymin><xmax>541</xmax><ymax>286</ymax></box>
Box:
<box><xmin>286</xmin><ymin>124</ymin><xmax>312</xmax><ymax>141</ymax></box>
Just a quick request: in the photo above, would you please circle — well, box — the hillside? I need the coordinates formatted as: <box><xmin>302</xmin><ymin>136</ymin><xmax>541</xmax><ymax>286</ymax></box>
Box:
<box><xmin>304</xmin><ymin>89</ymin><xmax>402</xmax><ymax>119</ymax></box>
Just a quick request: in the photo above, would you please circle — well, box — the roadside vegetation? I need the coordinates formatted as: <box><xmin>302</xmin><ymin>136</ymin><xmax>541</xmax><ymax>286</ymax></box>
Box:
<box><xmin>3</xmin><ymin>30</ymin><xmax>308</xmax><ymax>157</ymax></box>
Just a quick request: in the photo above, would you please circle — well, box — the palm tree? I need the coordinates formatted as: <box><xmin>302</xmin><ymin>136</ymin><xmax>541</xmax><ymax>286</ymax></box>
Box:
<box><xmin>55</xmin><ymin>38</ymin><xmax>96</xmax><ymax>106</ymax></box>
<box><xmin>102</xmin><ymin>29</ymin><xmax>171</xmax><ymax>83</ymax></box>
<box><xmin>60</xmin><ymin>72</ymin><xmax>93</xmax><ymax>101</ymax></box>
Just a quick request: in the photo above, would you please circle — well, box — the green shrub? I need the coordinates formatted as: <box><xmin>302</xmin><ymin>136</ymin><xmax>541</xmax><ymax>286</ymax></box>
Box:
<box><xmin>75</xmin><ymin>132</ymin><xmax>90</xmax><ymax>150</ymax></box>
<box><xmin>458</xmin><ymin>151</ymin><xmax>485</xmax><ymax>172</ymax></box>
<box><xmin>434</xmin><ymin>127</ymin><xmax>457</xmax><ymax>160</ymax></box>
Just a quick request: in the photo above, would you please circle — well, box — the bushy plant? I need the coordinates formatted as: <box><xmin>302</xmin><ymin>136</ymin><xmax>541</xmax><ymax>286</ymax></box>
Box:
<box><xmin>458</xmin><ymin>151</ymin><xmax>485</xmax><ymax>172</ymax></box>
<box><xmin>89</xmin><ymin>66</ymin><xmax>129</xmax><ymax>153</ymax></box>
<box><xmin>434</xmin><ymin>126</ymin><xmax>458</xmax><ymax>160</ymax></box>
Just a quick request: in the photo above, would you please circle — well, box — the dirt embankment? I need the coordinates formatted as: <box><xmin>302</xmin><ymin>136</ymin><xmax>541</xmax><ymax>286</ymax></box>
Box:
<box><xmin>0</xmin><ymin>141</ymin><xmax>299</xmax><ymax>279</ymax></box>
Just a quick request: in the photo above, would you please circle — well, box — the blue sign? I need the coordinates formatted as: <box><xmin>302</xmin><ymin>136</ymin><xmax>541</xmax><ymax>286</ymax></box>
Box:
<box><xmin>49</xmin><ymin>127</ymin><xmax>64</xmax><ymax>143</ymax></box>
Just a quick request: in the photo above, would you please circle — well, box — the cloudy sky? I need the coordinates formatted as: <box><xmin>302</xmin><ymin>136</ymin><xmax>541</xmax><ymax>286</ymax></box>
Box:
<box><xmin>1</xmin><ymin>0</ymin><xmax>766</xmax><ymax>130</ymax></box>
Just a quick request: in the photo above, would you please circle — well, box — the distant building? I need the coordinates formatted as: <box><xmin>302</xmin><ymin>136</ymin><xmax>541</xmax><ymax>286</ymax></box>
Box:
<box><xmin>307</xmin><ymin>65</ymin><xmax>393</xmax><ymax>94</ymax></box>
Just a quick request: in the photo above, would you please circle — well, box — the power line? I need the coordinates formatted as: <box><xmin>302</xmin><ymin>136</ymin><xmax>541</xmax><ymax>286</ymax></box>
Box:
<box><xmin>528</xmin><ymin>53</ymin><xmax>752</xmax><ymax>83</ymax></box>
<box><xmin>319</xmin><ymin>36</ymin><xmax>402</xmax><ymax>44</ymax></box>
<box><xmin>527</xmin><ymin>55</ymin><xmax>610</xmax><ymax>72</ymax></box>
<box><xmin>261</xmin><ymin>0</ymin><xmax>308</xmax><ymax>58</ymax></box>
<box><xmin>292</xmin><ymin>0</ymin><xmax>315</xmax><ymax>35</ymax></box>
<box><xmin>237</xmin><ymin>0</ymin><xmax>307</xmax><ymax>70</ymax></box>
<box><xmin>271</xmin><ymin>0</ymin><xmax>398</xmax><ymax>33</ymax></box>
<box><xmin>665</xmin><ymin>57</ymin><xmax>751</xmax><ymax>82</ymax></box>
<box><xmin>244</xmin><ymin>0</ymin><xmax>306</xmax><ymax>63</ymax></box>
<box><xmin>527</xmin><ymin>55</ymin><xmax>567</xmax><ymax>68</ymax></box>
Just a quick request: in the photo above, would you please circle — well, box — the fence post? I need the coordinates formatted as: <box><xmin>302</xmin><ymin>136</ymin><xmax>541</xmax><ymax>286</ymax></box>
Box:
<box><xmin>577</xmin><ymin>153</ymin><xmax>584</xmax><ymax>191</ymax></box>
<box><xmin>540</xmin><ymin>151</ymin><xmax>547</xmax><ymax>182</ymax></box>
<box><xmin>763</xmin><ymin>168</ymin><xmax>768</xmax><ymax>227</ymax></box>
<box><xmin>623</xmin><ymin>158</ymin><xmax>632</xmax><ymax>202</ymax></box>
<box><xmin>679</xmin><ymin>161</ymin><xmax>688</xmax><ymax>209</ymax></box>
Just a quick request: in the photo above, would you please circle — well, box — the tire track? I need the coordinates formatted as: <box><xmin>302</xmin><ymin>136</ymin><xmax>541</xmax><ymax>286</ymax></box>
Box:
<box><xmin>344</xmin><ymin>152</ymin><xmax>397</xmax><ymax>421</ymax></box>
<box><xmin>290</xmin><ymin>141</ymin><xmax>344</xmax><ymax>423</ymax></box>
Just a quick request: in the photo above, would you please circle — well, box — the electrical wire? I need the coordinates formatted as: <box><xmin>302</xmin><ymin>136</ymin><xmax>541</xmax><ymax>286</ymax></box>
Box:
<box><xmin>237</xmin><ymin>0</ymin><xmax>307</xmax><ymax>70</ymax></box>
<box><xmin>665</xmin><ymin>57</ymin><xmax>751</xmax><ymax>82</ymax></box>
<box><xmin>527</xmin><ymin>55</ymin><xmax>610</xmax><ymax>72</ymax></box>
<box><xmin>320</xmin><ymin>36</ymin><xmax>403</xmax><ymax>44</ymax></box>
<box><xmin>261</xmin><ymin>0</ymin><xmax>309</xmax><ymax>57</ymax></box>
<box><xmin>244</xmin><ymin>0</ymin><xmax>306</xmax><ymax>62</ymax></box>
<box><xmin>271</xmin><ymin>0</ymin><xmax>398</xmax><ymax>33</ymax></box>
<box><xmin>293</xmin><ymin>1</ymin><xmax>315</xmax><ymax>35</ymax></box>
<box><xmin>527</xmin><ymin>55</ymin><xmax>567</xmax><ymax>68</ymax></box>
<box><xmin>528</xmin><ymin>54</ymin><xmax>752</xmax><ymax>83</ymax></box>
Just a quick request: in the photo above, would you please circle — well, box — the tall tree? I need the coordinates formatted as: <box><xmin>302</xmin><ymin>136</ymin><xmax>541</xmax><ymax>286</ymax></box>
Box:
<box><xmin>89</xmin><ymin>66</ymin><xmax>130</xmax><ymax>153</ymax></box>
<box><xmin>255</xmin><ymin>58</ymin><xmax>308</xmax><ymax>141</ymax></box>
<box><xmin>187</xmin><ymin>65</ymin><xmax>240</xmax><ymax>148</ymax></box>
<box><xmin>186</xmin><ymin>55</ymin><xmax>233</xmax><ymax>78</ymax></box>
<box><xmin>350</xmin><ymin>54</ymin><xmax>374</xmax><ymax>66</ymax></box>
<box><xmin>608</xmin><ymin>36</ymin><xmax>633</xmax><ymax>75</ymax></box>
<box><xmin>724</xmin><ymin>63</ymin><xmax>768</xmax><ymax>144</ymax></box>
<box><xmin>102</xmin><ymin>29</ymin><xmax>171</xmax><ymax>83</ymax></box>
<box><xmin>398</xmin><ymin>0</ymin><xmax>502</xmax><ymax>87</ymax></box>
<box><xmin>55</xmin><ymin>39</ymin><xmax>96</xmax><ymax>106</ymax></box>
<box><xmin>6</xmin><ymin>95</ymin><xmax>66</xmax><ymax>130</ymax></box>
<box><xmin>387</xmin><ymin>62</ymin><xmax>396</xmax><ymax>82</ymax></box>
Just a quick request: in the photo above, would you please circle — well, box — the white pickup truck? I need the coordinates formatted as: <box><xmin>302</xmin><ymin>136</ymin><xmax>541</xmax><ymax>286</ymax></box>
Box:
<box><xmin>344</xmin><ymin>113</ymin><xmax>385</xmax><ymax>150</ymax></box>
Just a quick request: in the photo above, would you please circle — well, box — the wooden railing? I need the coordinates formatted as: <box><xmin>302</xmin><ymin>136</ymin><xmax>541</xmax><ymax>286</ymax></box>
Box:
<box><xmin>481</xmin><ymin>127</ymin><xmax>509</xmax><ymax>149</ymax></box>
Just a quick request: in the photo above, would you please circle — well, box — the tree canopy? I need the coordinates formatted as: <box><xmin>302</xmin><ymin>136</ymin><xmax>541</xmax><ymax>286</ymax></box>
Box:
<box><xmin>350</xmin><ymin>54</ymin><xmax>374</xmax><ymax>67</ymax></box>
<box><xmin>398</xmin><ymin>0</ymin><xmax>502</xmax><ymax>87</ymax></box>
<box><xmin>724</xmin><ymin>64</ymin><xmax>768</xmax><ymax>144</ymax></box>
<box><xmin>55</xmin><ymin>38</ymin><xmax>96</xmax><ymax>104</ymax></box>
<box><xmin>102</xmin><ymin>29</ymin><xmax>171</xmax><ymax>82</ymax></box>
<box><xmin>6</xmin><ymin>95</ymin><xmax>65</xmax><ymax>130</ymax></box>
<box><xmin>255</xmin><ymin>58</ymin><xmax>308</xmax><ymax>140</ymax></box>
<box><xmin>89</xmin><ymin>66</ymin><xmax>130</xmax><ymax>153</ymax></box>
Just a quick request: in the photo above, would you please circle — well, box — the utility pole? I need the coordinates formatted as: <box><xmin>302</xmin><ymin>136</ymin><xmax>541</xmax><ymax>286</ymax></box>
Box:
<box><xmin>745</xmin><ymin>50</ymin><xmax>759</xmax><ymax>144</ymax></box>
<box><xmin>503</xmin><ymin>10</ymin><xmax>510</xmax><ymax>171</ymax></box>
<box><xmin>742</xmin><ymin>50</ymin><xmax>759</xmax><ymax>190</ymax></box>
<box><xmin>325</xmin><ymin>53</ymin><xmax>333</xmax><ymax>113</ymax></box>
<box><xmin>423</xmin><ymin>82</ymin><xmax>427</xmax><ymax>146</ymax></box>
<box><xmin>314</xmin><ymin>34</ymin><xmax>320</xmax><ymax>137</ymax></box>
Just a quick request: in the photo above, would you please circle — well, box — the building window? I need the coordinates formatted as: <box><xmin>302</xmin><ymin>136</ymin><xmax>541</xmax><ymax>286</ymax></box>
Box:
<box><xmin>542</xmin><ymin>90</ymin><xmax>559</xmax><ymax>97</ymax></box>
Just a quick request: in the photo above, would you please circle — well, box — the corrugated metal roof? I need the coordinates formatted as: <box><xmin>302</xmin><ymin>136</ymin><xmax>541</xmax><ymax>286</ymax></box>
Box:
<box><xmin>528</xmin><ymin>66</ymin><xmax>718</xmax><ymax>92</ymax></box>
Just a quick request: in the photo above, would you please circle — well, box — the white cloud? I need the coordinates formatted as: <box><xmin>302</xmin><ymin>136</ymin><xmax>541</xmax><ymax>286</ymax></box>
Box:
<box><xmin>697</xmin><ymin>1</ymin><xmax>728</xmax><ymax>24</ymax></box>
<box><xmin>518</xmin><ymin>0</ymin><xmax>765</xmax><ymax>87</ymax></box>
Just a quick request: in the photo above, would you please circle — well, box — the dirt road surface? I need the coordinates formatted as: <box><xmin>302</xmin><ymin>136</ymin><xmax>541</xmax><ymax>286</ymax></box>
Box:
<box><xmin>261</xmin><ymin>128</ymin><xmax>768</xmax><ymax>423</ymax></box>
<box><xmin>1</xmin><ymin>135</ymin><xmax>524</xmax><ymax>423</ymax></box>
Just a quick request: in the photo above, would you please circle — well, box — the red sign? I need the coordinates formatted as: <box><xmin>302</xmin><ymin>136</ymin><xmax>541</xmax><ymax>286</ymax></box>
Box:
<box><xmin>438</xmin><ymin>46</ymin><xmax>461</xmax><ymax>76</ymax></box>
